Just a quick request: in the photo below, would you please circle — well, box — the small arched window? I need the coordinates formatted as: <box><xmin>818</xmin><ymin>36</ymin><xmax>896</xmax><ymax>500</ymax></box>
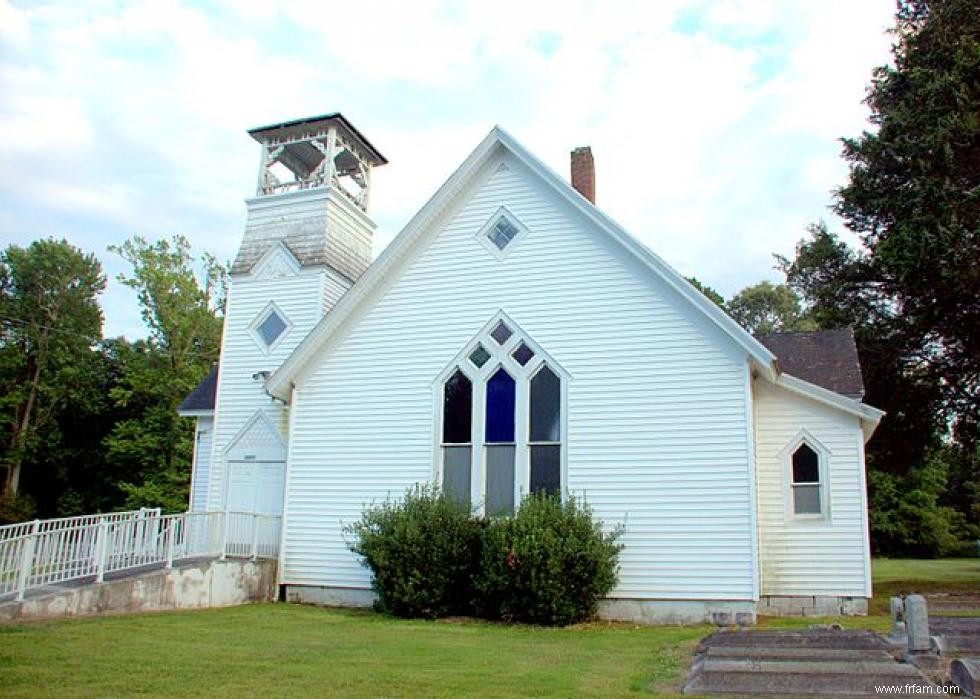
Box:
<box><xmin>791</xmin><ymin>442</ymin><xmax>822</xmax><ymax>515</ymax></box>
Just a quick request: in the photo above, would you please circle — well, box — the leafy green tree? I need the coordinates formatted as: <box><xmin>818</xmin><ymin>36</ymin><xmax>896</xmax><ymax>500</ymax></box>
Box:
<box><xmin>105</xmin><ymin>235</ymin><xmax>226</xmax><ymax>511</ymax></box>
<box><xmin>726</xmin><ymin>281</ymin><xmax>815</xmax><ymax>335</ymax></box>
<box><xmin>685</xmin><ymin>276</ymin><xmax>725</xmax><ymax>308</ymax></box>
<box><xmin>835</xmin><ymin>0</ymin><xmax>980</xmax><ymax>420</ymax></box>
<box><xmin>867</xmin><ymin>448</ymin><xmax>971</xmax><ymax>557</ymax></box>
<box><xmin>778</xmin><ymin>225</ymin><xmax>947</xmax><ymax>478</ymax></box>
<box><xmin>0</xmin><ymin>239</ymin><xmax>105</xmax><ymax>507</ymax></box>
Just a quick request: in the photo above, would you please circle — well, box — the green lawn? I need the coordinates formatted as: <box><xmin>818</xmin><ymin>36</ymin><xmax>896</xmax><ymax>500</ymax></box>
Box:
<box><xmin>1</xmin><ymin>558</ymin><xmax>976</xmax><ymax>698</ymax></box>
<box><xmin>0</xmin><ymin>605</ymin><xmax>710</xmax><ymax>698</ymax></box>
<box><xmin>870</xmin><ymin>558</ymin><xmax>980</xmax><ymax>615</ymax></box>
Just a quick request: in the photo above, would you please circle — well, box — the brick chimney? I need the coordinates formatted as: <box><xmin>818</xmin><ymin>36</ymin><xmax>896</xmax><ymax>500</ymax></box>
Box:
<box><xmin>570</xmin><ymin>146</ymin><xmax>595</xmax><ymax>204</ymax></box>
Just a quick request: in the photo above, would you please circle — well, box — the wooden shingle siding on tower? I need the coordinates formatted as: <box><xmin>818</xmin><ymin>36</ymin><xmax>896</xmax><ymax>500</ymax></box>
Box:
<box><xmin>232</xmin><ymin>188</ymin><xmax>374</xmax><ymax>282</ymax></box>
<box><xmin>280</xmin><ymin>153</ymin><xmax>759</xmax><ymax>601</ymax></box>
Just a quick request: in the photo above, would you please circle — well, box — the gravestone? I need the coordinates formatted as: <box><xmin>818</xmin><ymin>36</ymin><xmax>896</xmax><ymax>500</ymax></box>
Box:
<box><xmin>950</xmin><ymin>658</ymin><xmax>979</xmax><ymax>698</ymax></box>
<box><xmin>888</xmin><ymin>596</ymin><xmax>906</xmax><ymax>642</ymax></box>
<box><xmin>904</xmin><ymin>594</ymin><xmax>932</xmax><ymax>652</ymax></box>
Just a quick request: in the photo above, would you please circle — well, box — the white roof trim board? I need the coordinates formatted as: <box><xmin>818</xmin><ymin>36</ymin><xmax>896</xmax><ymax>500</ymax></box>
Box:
<box><xmin>268</xmin><ymin>126</ymin><xmax>783</xmax><ymax>400</ymax></box>
<box><xmin>776</xmin><ymin>373</ymin><xmax>885</xmax><ymax>443</ymax></box>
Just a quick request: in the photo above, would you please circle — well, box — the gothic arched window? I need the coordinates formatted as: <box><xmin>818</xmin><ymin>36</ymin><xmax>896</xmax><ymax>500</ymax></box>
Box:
<box><xmin>437</xmin><ymin>315</ymin><xmax>566</xmax><ymax>515</ymax></box>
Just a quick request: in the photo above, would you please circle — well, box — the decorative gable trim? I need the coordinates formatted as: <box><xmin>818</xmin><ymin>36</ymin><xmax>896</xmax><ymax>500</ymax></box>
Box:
<box><xmin>250</xmin><ymin>241</ymin><xmax>302</xmax><ymax>280</ymax></box>
<box><xmin>223</xmin><ymin>410</ymin><xmax>287</xmax><ymax>462</ymax></box>
<box><xmin>267</xmin><ymin>126</ymin><xmax>780</xmax><ymax>401</ymax></box>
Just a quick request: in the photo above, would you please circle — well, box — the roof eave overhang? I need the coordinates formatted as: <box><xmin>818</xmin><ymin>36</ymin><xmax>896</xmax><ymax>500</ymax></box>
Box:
<box><xmin>775</xmin><ymin>373</ymin><xmax>885</xmax><ymax>443</ymax></box>
<box><xmin>177</xmin><ymin>408</ymin><xmax>215</xmax><ymax>418</ymax></box>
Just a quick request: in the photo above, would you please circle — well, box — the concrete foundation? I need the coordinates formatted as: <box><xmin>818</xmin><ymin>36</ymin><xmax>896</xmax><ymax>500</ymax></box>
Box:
<box><xmin>284</xmin><ymin>586</ymin><xmax>873</xmax><ymax>625</ymax></box>
<box><xmin>600</xmin><ymin>598</ymin><xmax>758</xmax><ymax>625</ymax></box>
<box><xmin>285</xmin><ymin>584</ymin><xmax>376</xmax><ymax>608</ymax></box>
<box><xmin>0</xmin><ymin>558</ymin><xmax>277</xmax><ymax>623</ymax></box>
<box><xmin>757</xmin><ymin>595</ymin><xmax>868</xmax><ymax>617</ymax></box>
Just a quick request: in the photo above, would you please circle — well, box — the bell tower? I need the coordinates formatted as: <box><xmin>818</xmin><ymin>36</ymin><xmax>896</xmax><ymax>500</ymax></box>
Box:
<box><xmin>233</xmin><ymin>113</ymin><xmax>388</xmax><ymax>282</ymax></box>
<box><xmin>202</xmin><ymin>113</ymin><xmax>386</xmax><ymax>514</ymax></box>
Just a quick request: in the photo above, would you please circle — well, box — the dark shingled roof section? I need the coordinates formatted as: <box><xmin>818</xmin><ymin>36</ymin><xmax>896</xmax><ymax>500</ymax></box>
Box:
<box><xmin>755</xmin><ymin>328</ymin><xmax>865</xmax><ymax>399</ymax></box>
<box><xmin>178</xmin><ymin>364</ymin><xmax>218</xmax><ymax>413</ymax></box>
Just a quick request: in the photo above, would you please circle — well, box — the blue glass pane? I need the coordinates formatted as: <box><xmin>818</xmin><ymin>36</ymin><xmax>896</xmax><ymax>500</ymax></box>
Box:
<box><xmin>485</xmin><ymin>368</ymin><xmax>515</xmax><ymax>443</ymax></box>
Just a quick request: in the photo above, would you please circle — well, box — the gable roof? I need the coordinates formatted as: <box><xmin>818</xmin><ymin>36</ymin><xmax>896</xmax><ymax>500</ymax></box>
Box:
<box><xmin>177</xmin><ymin>364</ymin><xmax>218</xmax><ymax>415</ymax></box>
<box><xmin>756</xmin><ymin>328</ymin><xmax>865</xmax><ymax>399</ymax></box>
<box><xmin>267</xmin><ymin>126</ymin><xmax>780</xmax><ymax>400</ymax></box>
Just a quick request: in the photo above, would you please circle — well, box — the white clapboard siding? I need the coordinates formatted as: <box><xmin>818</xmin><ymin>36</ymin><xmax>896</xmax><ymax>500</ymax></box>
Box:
<box><xmin>189</xmin><ymin>417</ymin><xmax>213</xmax><ymax>512</ymax></box>
<box><xmin>207</xmin><ymin>262</ymin><xmax>350</xmax><ymax>511</ymax></box>
<box><xmin>282</xmin><ymin>154</ymin><xmax>757</xmax><ymax>600</ymax></box>
<box><xmin>754</xmin><ymin>380</ymin><xmax>871</xmax><ymax>597</ymax></box>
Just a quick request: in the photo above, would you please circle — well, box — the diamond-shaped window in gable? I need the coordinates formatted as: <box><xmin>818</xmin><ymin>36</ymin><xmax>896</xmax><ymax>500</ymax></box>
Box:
<box><xmin>251</xmin><ymin>303</ymin><xmax>291</xmax><ymax>352</ymax></box>
<box><xmin>258</xmin><ymin>311</ymin><xmax>287</xmax><ymax>346</ymax></box>
<box><xmin>487</xmin><ymin>217</ymin><xmax>519</xmax><ymax>251</ymax></box>
<box><xmin>477</xmin><ymin>208</ymin><xmax>528</xmax><ymax>259</ymax></box>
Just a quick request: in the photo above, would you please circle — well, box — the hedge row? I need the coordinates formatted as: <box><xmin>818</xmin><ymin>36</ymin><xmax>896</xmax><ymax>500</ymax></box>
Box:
<box><xmin>345</xmin><ymin>484</ymin><xmax>622</xmax><ymax>626</ymax></box>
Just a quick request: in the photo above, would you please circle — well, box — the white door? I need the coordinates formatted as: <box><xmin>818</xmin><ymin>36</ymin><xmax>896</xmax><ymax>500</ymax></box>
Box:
<box><xmin>226</xmin><ymin>460</ymin><xmax>285</xmax><ymax>515</ymax></box>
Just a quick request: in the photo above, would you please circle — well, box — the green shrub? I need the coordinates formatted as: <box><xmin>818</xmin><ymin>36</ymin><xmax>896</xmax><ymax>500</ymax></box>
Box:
<box><xmin>345</xmin><ymin>484</ymin><xmax>482</xmax><ymax>618</ymax></box>
<box><xmin>475</xmin><ymin>493</ymin><xmax>622</xmax><ymax>626</ymax></box>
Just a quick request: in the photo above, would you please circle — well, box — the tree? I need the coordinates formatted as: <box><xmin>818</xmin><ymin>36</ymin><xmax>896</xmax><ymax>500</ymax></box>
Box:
<box><xmin>0</xmin><ymin>239</ymin><xmax>105</xmax><ymax>504</ymax></box>
<box><xmin>105</xmin><ymin>235</ymin><xmax>226</xmax><ymax>511</ymax></box>
<box><xmin>726</xmin><ymin>281</ymin><xmax>814</xmax><ymax>335</ymax></box>
<box><xmin>778</xmin><ymin>225</ymin><xmax>947</xmax><ymax>476</ymax></box>
<box><xmin>835</xmin><ymin>0</ymin><xmax>980</xmax><ymax>421</ymax></box>
<box><xmin>685</xmin><ymin>276</ymin><xmax>725</xmax><ymax>308</ymax></box>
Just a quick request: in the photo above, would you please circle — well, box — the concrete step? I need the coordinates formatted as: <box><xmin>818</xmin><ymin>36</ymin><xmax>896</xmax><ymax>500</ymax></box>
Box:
<box><xmin>703</xmin><ymin>630</ymin><xmax>890</xmax><ymax>651</ymax></box>
<box><xmin>684</xmin><ymin>629</ymin><xmax>937</xmax><ymax>696</ymax></box>
<box><xmin>937</xmin><ymin>635</ymin><xmax>980</xmax><ymax>655</ymax></box>
<box><xmin>705</xmin><ymin>646</ymin><xmax>896</xmax><ymax>663</ymax></box>
<box><xmin>700</xmin><ymin>658</ymin><xmax>926</xmax><ymax>677</ymax></box>
<box><xmin>685</xmin><ymin>667</ymin><xmax>937</xmax><ymax>696</ymax></box>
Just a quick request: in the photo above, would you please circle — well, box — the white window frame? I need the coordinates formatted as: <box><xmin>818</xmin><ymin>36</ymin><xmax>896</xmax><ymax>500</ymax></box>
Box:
<box><xmin>780</xmin><ymin>429</ymin><xmax>832</xmax><ymax>523</ymax></box>
<box><xmin>474</xmin><ymin>205</ymin><xmax>530</xmax><ymax>261</ymax></box>
<box><xmin>431</xmin><ymin>311</ymin><xmax>570</xmax><ymax>516</ymax></box>
<box><xmin>249</xmin><ymin>301</ymin><xmax>293</xmax><ymax>355</ymax></box>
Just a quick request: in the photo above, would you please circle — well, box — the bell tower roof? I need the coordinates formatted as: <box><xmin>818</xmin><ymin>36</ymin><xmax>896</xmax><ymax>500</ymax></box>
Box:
<box><xmin>247</xmin><ymin>112</ymin><xmax>387</xmax><ymax>211</ymax></box>
<box><xmin>248</xmin><ymin>113</ymin><xmax>387</xmax><ymax>165</ymax></box>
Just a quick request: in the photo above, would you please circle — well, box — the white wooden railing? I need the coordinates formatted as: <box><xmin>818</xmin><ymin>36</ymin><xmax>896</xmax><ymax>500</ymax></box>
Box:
<box><xmin>0</xmin><ymin>508</ymin><xmax>161</xmax><ymax>543</ymax></box>
<box><xmin>0</xmin><ymin>509</ymin><xmax>281</xmax><ymax>601</ymax></box>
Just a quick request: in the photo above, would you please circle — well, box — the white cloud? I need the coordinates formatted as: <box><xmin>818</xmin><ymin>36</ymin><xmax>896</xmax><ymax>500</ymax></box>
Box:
<box><xmin>0</xmin><ymin>0</ymin><xmax>896</xmax><ymax>337</ymax></box>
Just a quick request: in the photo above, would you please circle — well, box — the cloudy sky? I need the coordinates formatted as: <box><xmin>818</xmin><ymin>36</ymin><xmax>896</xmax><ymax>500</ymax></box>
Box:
<box><xmin>0</xmin><ymin>0</ymin><xmax>896</xmax><ymax>339</ymax></box>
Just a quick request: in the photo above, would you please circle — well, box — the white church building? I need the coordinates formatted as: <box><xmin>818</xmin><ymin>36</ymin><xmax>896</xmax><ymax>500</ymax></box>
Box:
<box><xmin>178</xmin><ymin>113</ymin><xmax>884</xmax><ymax>623</ymax></box>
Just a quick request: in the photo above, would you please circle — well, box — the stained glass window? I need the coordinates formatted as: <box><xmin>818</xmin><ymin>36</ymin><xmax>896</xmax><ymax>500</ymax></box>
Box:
<box><xmin>443</xmin><ymin>370</ymin><xmax>472</xmax><ymax>444</ymax></box>
<box><xmin>485</xmin><ymin>369</ymin><xmax>515</xmax><ymax>443</ymax></box>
